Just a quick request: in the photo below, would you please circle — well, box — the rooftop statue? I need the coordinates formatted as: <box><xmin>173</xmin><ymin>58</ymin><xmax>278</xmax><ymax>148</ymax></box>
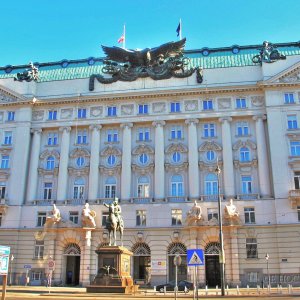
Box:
<box><xmin>252</xmin><ymin>41</ymin><xmax>286</xmax><ymax>64</ymax></box>
<box><xmin>14</xmin><ymin>62</ymin><xmax>39</xmax><ymax>82</ymax></box>
<box><xmin>89</xmin><ymin>38</ymin><xmax>202</xmax><ymax>90</ymax></box>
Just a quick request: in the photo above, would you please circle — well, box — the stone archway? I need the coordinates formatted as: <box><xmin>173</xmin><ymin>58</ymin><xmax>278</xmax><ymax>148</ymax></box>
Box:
<box><xmin>167</xmin><ymin>242</ymin><xmax>187</xmax><ymax>282</ymax></box>
<box><xmin>205</xmin><ymin>242</ymin><xmax>221</xmax><ymax>287</ymax></box>
<box><xmin>63</xmin><ymin>243</ymin><xmax>81</xmax><ymax>286</ymax></box>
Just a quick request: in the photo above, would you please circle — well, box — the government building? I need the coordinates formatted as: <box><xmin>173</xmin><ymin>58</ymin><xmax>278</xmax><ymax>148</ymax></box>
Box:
<box><xmin>0</xmin><ymin>40</ymin><xmax>299</xmax><ymax>288</ymax></box>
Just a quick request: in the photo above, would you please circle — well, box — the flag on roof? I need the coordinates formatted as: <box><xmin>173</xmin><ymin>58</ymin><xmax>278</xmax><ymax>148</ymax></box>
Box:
<box><xmin>176</xmin><ymin>21</ymin><xmax>181</xmax><ymax>37</ymax></box>
<box><xmin>118</xmin><ymin>34</ymin><xmax>125</xmax><ymax>44</ymax></box>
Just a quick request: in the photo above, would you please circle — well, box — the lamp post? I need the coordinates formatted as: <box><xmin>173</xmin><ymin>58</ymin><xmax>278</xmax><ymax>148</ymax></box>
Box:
<box><xmin>265</xmin><ymin>253</ymin><xmax>270</xmax><ymax>288</ymax></box>
<box><xmin>215</xmin><ymin>164</ymin><xmax>225</xmax><ymax>296</ymax></box>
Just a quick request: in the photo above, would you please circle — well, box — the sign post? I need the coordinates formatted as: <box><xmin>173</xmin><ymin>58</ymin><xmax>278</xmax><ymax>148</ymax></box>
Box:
<box><xmin>0</xmin><ymin>246</ymin><xmax>11</xmax><ymax>300</ymax></box>
<box><xmin>187</xmin><ymin>249</ymin><xmax>205</xmax><ymax>300</ymax></box>
<box><xmin>47</xmin><ymin>259</ymin><xmax>55</xmax><ymax>293</ymax></box>
<box><xmin>173</xmin><ymin>254</ymin><xmax>182</xmax><ymax>300</ymax></box>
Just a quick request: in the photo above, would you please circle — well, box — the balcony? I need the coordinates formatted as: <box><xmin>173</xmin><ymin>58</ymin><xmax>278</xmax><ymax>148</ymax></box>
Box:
<box><xmin>200</xmin><ymin>194</ymin><xmax>224</xmax><ymax>201</ymax></box>
<box><xmin>236</xmin><ymin>193</ymin><xmax>260</xmax><ymax>200</ymax></box>
<box><xmin>289</xmin><ymin>189</ymin><xmax>300</xmax><ymax>208</ymax></box>
<box><xmin>130</xmin><ymin>197</ymin><xmax>153</xmax><ymax>204</ymax></box>
<box><xmin>166</xmin><ymin>196</ymin><xmax>188</xmax><ymax>203</ymax></box>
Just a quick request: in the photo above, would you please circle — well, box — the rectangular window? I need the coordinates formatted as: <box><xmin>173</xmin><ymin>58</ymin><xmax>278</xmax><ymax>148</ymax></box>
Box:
<box><xmin>43</xmin><ymin>182</ymin><xmax>52</xmax><ymax>200</ymax></box>
<box><xmin>287</xmin><ymin>115</ymin><xmax>298</xmax><ymax>129</ymax></box>
<box><xmin>294</xmin><ymin>172</ymin><xmax>300</xmax><ymax>189</ymax></box>
<box><xmin>0</xmin><ymin>155</ymin><xmax>9</xmax><ymax>169</ymax></box>
<box><xmin>170</xmin><ymin>102</ymin><xmax>181</xmax><ymax>113</ymax></box>
<box><xmin>171</xmin><ymin>209</ymin><xmax>182</xmax><ymax>225</ymax></box>
<box><xmin>171</xmin><ymin>126</ymin><xmax>183</xmax><ymax>139</ymax></box>
<box><xmin>237</xmin><ymin>122</ymin><xmax>249</xmax><ymax>136</ymax></box>
<box><xmin>248</xmin><ymin>272</ymin><xmax>258</xmax><ymax>283</ymax></box>
<box><xmin>77</xmin><ymin>108</ymin><xmax>86</xmax><ymax>119</ymax></box>
<box><xmin>246</xmin><ymin>238</ymin><xmax>258</xmax><ymax>258</ymax></box>
<box><xmin>48</xmin><ymin>110</ymin><xmax>57</xmax><ymax>120</ymax></box>
<box><xmin>105</xmin><ymin>185</ymin><xmax>116</xmax><ymax>198</ymax></box>
<box><xmin>236</xmin><ymin>98</ymin><xmax>247</xmax><ymax>109</ymax></box>
<box><xmin>47</xmin><ymin>132</ymin><xmax>58</xmax><ymax>146</ymax></box>
<box><xmin>284</xmin><ymin>93</ymin><xmax>295</xmax><ymax>104</ymax></box>
<box><xmin>77</xmin><ymin>129</ymin><xmax>87</xmax><ymax>144</ymax></box>
<box><xmin>244</xmin><ymin>207</ymin><xmax>255</xmax><ymax>224</ymax></box>
<box><xmin>207</xmin><ymin>208</ymin><xmax>218</xmax><ymax>221</ymax></box>
<box><xmin>138</xmin><ymin>104</ymin><xmax>148</xmax><ymax>114</ymax></box>
<box><xmin>203</xmin><ymin>100</ymin><xmax>213</xmax><ymax>110</ymax></box>
<box><xmin>290</xmin><ymin>141</ymin><xmax>300</xmax><ymax>156</ymax></box>
<box><xmin>0</xmin><ymin>213</ymin><xmax>2</xmax><ymax>226</ymax></box>
<box><xmin>73</xmin><ymin>185</ymin><xmax>84</xmax><ymax>199</ymax></box>
<box><xmin>107</xmin><ymin>129</ymin><xmax>118</xmax><ymax>142</ymax></box>
<box><xmin>203</xmin><ymin>123</ymin><xmax>215</xmax><ymax>137</ymax></box>
<box><xmin>69</xmin><ymin>211</ymin><xmax>79</xmax><ymax>224</ymax></box>
<box><xmin>297</xmin><ymin>206</ymin><xmax>300</xmax><ymax>222</ymax></box>
<box><xmin>107</xmin><ymin>106</ymin><xmax>117</xmax><ymax>116</ymax></box>
<box><xmin>242</xmin><ymin>176</ymin><xmax>252</xmax><ymax>194</ymax></box>
<box><xmin>138</xmin><ymin>127</ymin><xmax>150</xmax><ymax>141</ymax></box>
<box><xmin>31</xmin><ymin>271</ymin><xmax>43</xmax><ymax>281</ymax></box>
<box><xmin>0</xmin><ymin>182</ymin><xmax>6</xmax><ymax>199</ymax></box>
<box><xmin>136</xmin><ymin>210</ymin><xmax>146</xmax><ymax>226</ymax></box>
<box><xmin>7</xmin><ymin>111</ymin><xmax>15</xmax><ymax>121</ymax></box>
<box><xmin>102</xmin><ymin>212</ymin><xmax>109</xmax><ymax>226</ymax></box>
<box><xmin>3</xmin><ymin>131</ymin><xmax>12</xmax><ymax>145</ymax></box>
<box><xmin>37</xmin><ymin>212</ymin><xmax>47</xmax><ymax>227</ymax></box>
<box><xmin>34</xmin><ymin>240</ymin><xmax>44</xmax><ymax>259</ymax></box>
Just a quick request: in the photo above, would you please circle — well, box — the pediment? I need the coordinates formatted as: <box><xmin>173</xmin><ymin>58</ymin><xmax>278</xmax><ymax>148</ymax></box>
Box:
<box><xmin>132</xmin><ymin>144</ymin><xmax>154</xmax><ymax>155</ymax></box>
<box><xmin>232</xmin><ymin>139</ymin><xmax>257</xmax><ymax>151</ymax></box>
<box><xmin>199</xmin><ymin>141</ymin><xmax>222</xmax><ymax>152</ymax></box>
<box><xmin>165</xmin><ymin>143</ymin><xmax>188</xmax><ymax>154</ymax></box>
<box><xmin>40</xmin><ymin>149</ymin><xmax>60</xmax><ymax>160</ymax></box>
<box><xmin>70</xmin><ymin>147</ymin><xmax>90</xmax><ymax>158</ymax></box>
<box><xmin>264</xmin><ymin>61</ymin><xmax>300</xmax><ymax>84</ymax></box>
<box><xmin>100</xmin><ymin>145</ymin><xmax>122</xmax><ymax>156</ymax></box>
<box><xmin>0</xmin><ymin>84</ymin><xmax>27</xmax><ymax>103</ymax></box>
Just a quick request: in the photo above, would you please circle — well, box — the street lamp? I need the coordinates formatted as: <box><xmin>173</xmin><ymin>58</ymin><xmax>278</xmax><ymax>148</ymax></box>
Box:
<box><xmin>265</xmin><ymin>253</ymin><xmax>270</xmax><ymax>288</ymax></box>
<box><xmin>215</xmin><ymin>164</ymin><xmax>225</xmax><ymax>296</ymax></box>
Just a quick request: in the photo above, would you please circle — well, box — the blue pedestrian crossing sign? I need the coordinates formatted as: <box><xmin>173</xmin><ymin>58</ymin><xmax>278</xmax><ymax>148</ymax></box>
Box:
<box><xmin>187</xmin><ymin>249</ymin><xmax>204</xmax><ymax>266</ymax></box>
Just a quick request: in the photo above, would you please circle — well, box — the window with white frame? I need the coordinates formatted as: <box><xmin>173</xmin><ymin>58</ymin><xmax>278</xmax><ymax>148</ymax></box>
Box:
<box><xmin>37</xmin><ymin>212</ymin><xmax>47</xmax><ymax>227</ymax></box>
<box><xmin>246</xmin><ymin>238</ymin><xmax>258</xmax><ymax>258</ymax></box>
<box><xmin>244</xmin><ymin>207</ymin><xmax>255</xmax><ymax>224</ymax></box>
<box><xmin>205</xmin><ymin>173</ymin><xmax>218</xmax><ymax>195</ymax></box>
<box><xmin>171</xmin><ymin>126</ymin><xmax>183</xmax><ymax>139</ymax></box>
<box><xmin>203</xmin><ymin>123</ymin><xmax>216</xmax><ymax>137</ymax></box>
<box><xmin>284</xmin><ymin>93</ymin><xmax>295</xmax><ymax>104</ymax></box>
<box><xmin>287</xmin><ymin>115</ymin><xmax>298</xmax><ymax>129</ymax></box>
<box><xmin>203</xmin><ymin>99</ymin><xmax>213</xmax><ymax>110</ymax></box>
<box><xmin>0</xmin><ymin>155</ymin><xmax>9</xmax><ymax>169</ymax></box>
<box><xmin>136</xmin><ymin>210</ymin><xmax>146</xmax><ymax>226</ymax></box>
<box><xmin>170</xmin><ymin>102</ymin><xmax>180</xmax><ymax>113</ymax></box>
<box><xmin>73</xmin><ymin>178</ymin><xmax>85</xmax><ymax>199</ymax></box>
<box><xmin>138</xmin><ymin>127</ymin><xmax>150</xmax><ymax>141</ymax></box>
<box><xmin>77</xmin><ymin>129</ymin><xmax>87</xmax><ymax>144</ymax></box>
<box><xmin>137</xmin><ymin>176</ymin><xmax>150</xmax><ymax>197</ymax></box>
<box><xmin>48</xmin><ymin>110</ymin><xmax>57</xmax><ymax>120</ymax></box>
<box><xmin>43</xmin><ymin>182</ymin><xmax>53</xmax><ymax>200</ymax></box>
<box><xmin>236</xmin><ymin>98</ymin><xmax>247</xmax><ymax>109</ymax></box>
<box><xmin>0</xmin><ymin>182</ymin><xmax>6</xmax><ymax>199</ymax></box>
<box><xmin>290</xmin><ymin>141</ymin><xmax>300</xmax><ymax>156</ymax></box>
<box><xmin>77</xmin><ymin>108</ymin><xmax>86</xmax><ymax>119</ymax></box>
<box><xmin>171</xmin><ymin>209</ymin><xmax>182</xmax><ymax>225</ymax></box>
<box><xmin>31</xmin><ymin>271</ymin><xmax>43</xmax><ymax>281</ymax></box>
<box><xmin>247</xmin><ymin>272</ymin><xmax>258</xmax><ymax>283</ymax></box>
<box><xmin>240</xmin><ymin>147</ymin><xmax>250</xmax><ymax>162</ymax></box>
<box><xmin>107</xmin><ymin>106</ymin><xmax>117</xmax><ymax>116</ymax></box>
<box><xmin>46</xmin><ymin>156</ymin><xmax>55</xmax><ymax>170</ymax></box>
<box><xmin>138</xmin><ymin>104</ymin><xmax>148</xmax><ymax>114</ymax></box>
<box><xmin>102</xmin><ymin>212</ymin><xmax>109</xmax><ymax>226</ymax></box>
<box><xmin>69</xmin><ymin>211</ymin><xmax>79</xmax><ymax>224</ymax></box>
<box><xmin>7</xmin><ymin>111</ymin><xmax>15</xmax><ymax>121</ymax></box>
<box><xmin>242</xmin><ymin>176</ymin><xmax>252</xmax><ymax>194</ymax></box>
<box><xmin>34</xmin><ymin>240</ymin><xmax>44</xmax><ymax>259</ymax></box>
<box><xmin>236</xmin><ymin>122</ymin><xmax>249</xmax><ymax>136</ymax></box>
<box><xmin>3</xmin><ymin>131</ymin><xmax>12</xmax><ymax>145</ymax></box>
<box><xmin>47</xmin><ymin>132</ymin><xmax>58</xmax><ymax>146</ymax></box>
<box><xmin>107</xmin><ymin>129</ymin><xmax>118</xmax><ymax>142</ymax></box>
<box><xmin>207</xmin><ymin>208</ymin><xmax>218</xmax><ymax>220</ymax></box>
<box><xmin>105</xmin><ymin>177</ymin><xmax>116</xmax><ymax>198</ymax></box>
<box><xmin>294</xmin><ymin>171</ymin><xmax>300</xmax><ymax>189</ymax></box>
<box><xmin>171</xmin><ymin>175</ymin><xmax>184</xmax><ymax>196</ymax></box>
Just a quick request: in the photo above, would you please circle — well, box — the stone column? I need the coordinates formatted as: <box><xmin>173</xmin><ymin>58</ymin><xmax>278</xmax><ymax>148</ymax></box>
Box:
<box><xmin>88</xmin><ymin>125</ymin><xmax>101</xmax><ymax>200</ymax></box>
<box><xmin>120</xmin><ymin>123</ymin><xmax>133</xmax><ymax>200</ymax></box>
<box><xmin>253</xmin><ymin>115</ymin><xmax>271</xmax><ymax>197</ymax></box>
<box><xmin>219</xmin><ymin>117</ymin><xmax>235</xmax><ymax>197</ymax></box>
<box><xmin>57</xmin><ymin>127</ymin><xmax>71</xmax><ymax>201</ymax></box>
<box><xmin>152</xmin><ymin>121</ymin><xmax>166</xmax><ymax>200</ymax></box>
<box><xmin>81</xmin><ymin>230</ymin><xmax>92</xmax><ymax>286</ymax></box>
<box><xmin>229</xmin><ymin>228</ymin><xmax>240</xmax><ymax>285</ymax></box>
<box><xmin>26</xmin><ymin>128</ymin><xmax>42</xmax><ymax>202</ymax></box>
<box><xmin>185</xmin><ymin>119</ymin><xmax>199</xmax><ymax>200</ymax></box>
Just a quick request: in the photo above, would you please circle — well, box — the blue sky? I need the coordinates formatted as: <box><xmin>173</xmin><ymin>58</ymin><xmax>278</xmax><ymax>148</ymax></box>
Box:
<box><xmin>1</xmin><ymin>0</ymin><xmax>300</xmax><ymax>66</ymax></box>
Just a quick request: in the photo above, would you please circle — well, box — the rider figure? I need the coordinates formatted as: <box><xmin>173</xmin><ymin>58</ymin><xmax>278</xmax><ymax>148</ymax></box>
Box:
<box><xmin>104</xmin><ymin>197</ymin><xmax>123</xmax><ymax>226</ymax></box>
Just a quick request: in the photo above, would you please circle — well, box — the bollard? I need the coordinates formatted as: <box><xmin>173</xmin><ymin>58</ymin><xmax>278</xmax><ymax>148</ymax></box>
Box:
<box><xmin>164</xmin><ymin>286</ymin><xmax>166</xmax><ymax>295</ymax></box>
<box><xmin>226</xmin><ymin>284</ymin><xmax>229</xmax><ymax>296</ymax></box>
<box><xmin>277</xmin><ymin>284</ymin><xmax>279</xmax><ymax>294</ymax></box>
<box><xmin>279</xmin><ymin>284</ymin><xmax>282</xmax><ymax>294</ymax></box>
<box><xmin>247</xmin><ymin>285</ymin><xmax>249</xmax><ymax>295</ymax></box>
<box><xmin>267</xmin><ymin>284</ymin><xmax>270</xmax><ymax>294</ymax></box>
<box><xmin>205</xmin><ymin>285</ymin><xmax>208</xmax><ymax>296</ymax></box>
<box><xmin>257</xmin><ymin>285</ymin><xmax>260</xmax><ymax>294</ymax></box>
<box><xmin>236</xmin><ymin>285</ymin><xmax>240</xmax><ymax>295</ymax></box>
<box><xmin>216</xmin><ymin>285</ymin><xmax>218</xmax><ymax>295</ymax></box>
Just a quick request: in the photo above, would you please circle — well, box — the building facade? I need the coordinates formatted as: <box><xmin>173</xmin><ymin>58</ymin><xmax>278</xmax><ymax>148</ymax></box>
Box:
<box><xmin>0</xmin><ymin>41</ymin><xmax>300</xmax><ymax>287</ymax></box>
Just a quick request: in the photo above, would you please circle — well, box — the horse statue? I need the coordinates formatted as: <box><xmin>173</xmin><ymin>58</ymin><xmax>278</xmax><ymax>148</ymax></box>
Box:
<box><xmin>104</xmin><ymin>199</ymin><xmax>124</xmax><ymax>246</ymax></box>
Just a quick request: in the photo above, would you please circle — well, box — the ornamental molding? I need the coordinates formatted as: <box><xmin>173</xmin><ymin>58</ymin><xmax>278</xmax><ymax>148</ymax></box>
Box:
<box><xmin>38</xmin><ymin>167</ymin><xmax>59</xmax><ymax>176</ymax></box>
<box><xmin>165</xmin><ymin>162</ymin><xmax>188</xmax><ymax>172</ymax></box>
<box><xmin>99</xmin><ymin>164</ymin><xmax>122</xmax><ymax>175</ymax></box>
<box><xmin>0</xmin><ymin>85</ymin><xmax>26</xmax><ymax>103</ymax></box>
<box><xmin>68</xmin><ymin>166</ymin><xmax>89</xmax><ymax>176</ymax></box>
<box><xmin>152</xmin><ymin>102</ymin><xmax>166</xmax><ymax>113</ymax></box>
<box><xmin>132</xmin><ymin>144</ymin><xmax>154</xmax><ymax>155</ymax></box>
<box><xmin>199</xmin><ymin>161</ymin><xmax>223</xmax><ymax>172</ymax></box>
<box><xmin>0</xmin><ymin>148</ymin><xmax>12</xmax><ymax>155</ymax></box>
<box><xmin>0</xmin><ymin>170</ymin><xmax>10</xmax><ymax>179</ymax></box>
<box><xmin>90</xmin><ymin>106</ymin><xmax>103</xmax><ymax>117</ymax></box>
<box><xmin>232</xmin><ymin>139</ymin><xmax>257</xmax><ymax>151</ymax></box>
<box><xmin>288</xmin><ymin>157</ymin><xmax>300</xmax><ymax>167</ymax></box>
<box><xmin>217</xmin><ymin>97</ymin><xmax>232</xmax><ymax>109</ymax></box>
<box><xmin>251</xmin><ymin>95</ymin><xmax>265</xmax><ymax>107</ymax></box>
<box><xmin>100</xmin><ymin>145</ymin><xmax>122</xmax><ymax>157</ymax></box>
<box><xmin>39</xmin><ymin>149</ymin><xmax>60</xmax><ymax>160</ymax></box>
<box><xmin>60</xmin><ymin>108</ymin><xmax>73</xmax><ymax>119</ymax></box>
<box><xmin>121</xmin><ymin>104</ymin><xmax>134</xmax><ymax>116</ymax></box>
<box><xmin>286</xmin><ymin>132</ymin><xmax>300</xmax><ymax>140</ymax></box>
<box><xmin>165</xmin><ymin>143</ymin><xmax>188</xmax><ymax>154</ymax></box>
<box><xmin>199</xmin><ymin>141</ymin><xmax>222</xmax><ymax>152</ymax></box>
<box><xmin>32</xmin><ymin>110</ymin><xmax>45</xmax><ymax>121</ymax></box>
<box><xmin>70</xmin><ymin>147</ymin><xmax>90</xmax><ymax>158</ymax></box>
<box><xmin>132</xmin><ymin>163</ymin><xmax>154</xmax><ymax>175</ymax></box>
<box><xmin>184</xmin><ymin>100</ymin><xmax>198</xmax><ymax>112</ymax></box>
<box><xmin>233</xmin><ymin>159</ymin><xmax>258</xmax><ymax>169</ymax></box>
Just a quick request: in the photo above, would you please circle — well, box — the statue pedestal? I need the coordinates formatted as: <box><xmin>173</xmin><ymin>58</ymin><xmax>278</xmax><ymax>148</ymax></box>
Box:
<box><xmin>86</xmin><ymin>246</ymin><xmax>138</xmax><ymax>294</ymax></box>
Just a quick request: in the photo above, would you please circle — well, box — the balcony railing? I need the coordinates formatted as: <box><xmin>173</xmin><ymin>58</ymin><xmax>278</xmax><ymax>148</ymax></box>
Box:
<box><xmin>131</xmin><ymin>197</ymin><xmax>153</xmax><ymax>204</ymax></box>
<box><xmin>166</xmin><ymin>196</ymin><xmax>188</xmax><ymax>203</ymax></box>
<box><xmin>200</xmin><ymin>194</ymin><xmax>224</xmax><ymax>201</ymax></box>
<box><xmin>289</xmin><ymin>189</ymin><xmax>300</xmax><ymax>208</ymax></box>
<box><xmin>236</xmin><ymin>193</ymin><xmax>260</xmax><ymax>200</ymax></box>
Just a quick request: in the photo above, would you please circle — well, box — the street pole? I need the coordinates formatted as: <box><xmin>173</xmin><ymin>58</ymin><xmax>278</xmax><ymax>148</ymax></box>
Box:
<box><xmin>265</xmin><ymin>253</ymin><xmax>270</xmax><ymax>288</ymax></box>
<box><xmin>215</xmin><ymin>164</ymin><xmax>225</xmax><ymax>296</ymax></box>
<box><xmin>9</xmin><ymin>254</ymin><xmax>14</xmax><ymax>286</ymax></box>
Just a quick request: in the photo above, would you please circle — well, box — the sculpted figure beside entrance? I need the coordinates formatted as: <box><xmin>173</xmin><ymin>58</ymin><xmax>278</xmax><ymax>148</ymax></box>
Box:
<box><xmin>81</xmin><ymin>203</ymin><xmax>96</xmax><ymax>228</ymax></box>
<box><xmin>186</xmin><ymin>200</ymin><xmax>202</xmax><ymax>225</ymax></box>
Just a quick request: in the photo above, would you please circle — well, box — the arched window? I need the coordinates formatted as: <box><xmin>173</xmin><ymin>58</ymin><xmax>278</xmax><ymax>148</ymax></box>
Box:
<box><xmin>139</xmin><ymin>153</ymin><xmax>148</xmax><ymax>165</ymax></box>
<box><xmin>171</xmin><ymin>175</ymin><xmax>184</xmax><ymax>196</ymax></box>
<box><xmin>46</xmin><ymin>156</ymin><xmax>55</xmax><ymax>170</ymax></box>
<box><xmin>76</xmin><ymin>156</ymin><xmax>85</xmax><ymax>167</ymax></box>
<box><xmin>172</xmin><ymin>151</ymin><xmax>181</xmax><ymax>163</ymax></box>
<box><xmin>137</xmin><ymin>176</ymin><xmax>150</xmax><ymax>197</ymax></box>
<box><xmin>205</xmin><ymin>173</ymin><xmax>218</xmax><ymax>195</ymax></box>
<box><xmin>240</xmin><ymin>147</ymin><xmax>250</xmax><ymax>162</ymax></box>
<box><xmin>105</xmin><ymin>176</ymin><xmax>116</xmax><ymax>198</ymax></box>
<box><xmin>73</xmin><ymin>178</ymin><xmax>85</xmax><ymax>199</ymax></box>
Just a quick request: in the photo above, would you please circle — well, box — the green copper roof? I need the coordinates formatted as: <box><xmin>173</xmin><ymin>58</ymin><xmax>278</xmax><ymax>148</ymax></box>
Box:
<box><xmin>1</xmin><ymin>43</ymin><xmax>300</xmax><ymax>82</ymax></box>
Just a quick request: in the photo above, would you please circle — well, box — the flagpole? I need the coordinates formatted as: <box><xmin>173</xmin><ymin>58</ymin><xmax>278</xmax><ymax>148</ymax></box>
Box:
<box><xmin>123</xmin><ymin>24</ymin><xmax>126</xmax><ymax>49</ymax></box>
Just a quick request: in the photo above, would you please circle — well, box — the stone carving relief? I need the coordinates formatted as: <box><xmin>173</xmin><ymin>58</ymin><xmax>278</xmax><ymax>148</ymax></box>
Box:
<box><xmin>101</xmin><ymin>145</ymin><xmax>122</xmax><ymax>157</ymax></box>
<box><xmin>0</xmin><ymin>91</ymin><xmax>18</xmax><ymax>103</ymax></box>
<box><xmin>32</xmin><ymin>110</ymin><xmax>44</xmax><ymax>121</ymax></box>
<box><xmin>165</xmin><ymin>143</ymin><xmax>188</xmax><ymax>154</ymax></box>
<box><xmin>152</xmin><ymin>102</ymin><xmax>166</xmax><ymax>113</ymax></box>
<box><xmin>132</xmin><ymin>144</ymin><xmax>154</xmax><ymax>155</ymax></box>
<box><xmin>165</xmin><ymin>162</ymin><xmax>188</xmax><ymax>173</ymax></box>
<box><xmin>217</xmin><ymin>98</ymin><xmax>232</xmax><ymax>109</ymax></box>
<box><xmin>121</xmin><ymin>104</ymin><xmax>134</xmax><ymax>116</ymax></box>
<box><xmin>184</xmin><ymin>100</ymin><xmax>198</xmax><ymax>112</ymax></box>
<box><xmin>199</xmin><ymin>141</ymin><xmax>222</xmax><ymax>152</ymax></box>
<box><xmin>39</xmin><ymin>149</ymin><xmax>60</xmax><ymax>160</ymax></box>
<box><xmin>61</xmin><ymin>108</ymin><xmax>73</xmax><ymax>119</ymax></box>
<box><xmin>251</xmin><ymin>96</ymin><xmax>265</xmax><ymax>107</ymax></box>
<box><xmin>278</xmin><ymin>71</ymin><xmax>300</xmax><ymax>83</ymax></box>
<box><xmin>100</xmin><ymin>145</ymin><xmax>122</xmax><ymax>171</ymax></box>
<box><xmin>70</xmin><ymin>148</ymin><xmax>90</xmax><ymax>159</ymax></box>
<box><xmin>232</xmin><ymin>139</ymin><xmax>257</xmax><ymax>151</ymax></box>
<box><xmin>90</xmin><ymin>106</ymin><xmax>103</xmax><ymax>117</ymax></box>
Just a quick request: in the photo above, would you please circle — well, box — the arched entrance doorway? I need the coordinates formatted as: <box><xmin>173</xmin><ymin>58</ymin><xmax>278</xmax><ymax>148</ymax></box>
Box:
<box><xmin>132</xmin><ymin>242</ymin><xmax>151</xmax><ymax>285</ymax></box>
<box><xmin>167</xmin><ymin>242</ymin><xmax>187</xmax><ymax>282</ymax></box>
<box><xmin>205</xmin><ymin>242</ymin><xmax>221</xmax><ymax>287</ymax></box>
<box><xmin>64</xmin><ymin>243</ymin><xmax>81</xmax><ymax>286</ymax></box>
